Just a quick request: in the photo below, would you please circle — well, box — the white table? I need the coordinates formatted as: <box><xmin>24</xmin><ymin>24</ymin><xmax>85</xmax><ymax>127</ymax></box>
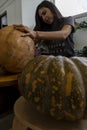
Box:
<box><xmin>12</xmin><ymin>96</ymin><xmax>87</xmax><ymax>130</ymax></box>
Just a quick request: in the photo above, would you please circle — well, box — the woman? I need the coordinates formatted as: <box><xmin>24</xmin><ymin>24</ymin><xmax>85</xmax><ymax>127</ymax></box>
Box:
<box><xmin>14</xmin><ymin>0</ymin><xmax>75</xmax><ymax>57</ymax></box>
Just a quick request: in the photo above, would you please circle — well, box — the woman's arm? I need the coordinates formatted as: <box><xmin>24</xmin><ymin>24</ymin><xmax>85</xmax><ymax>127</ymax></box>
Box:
<box><xmin>13</xmin><ymin>24</ymin><xmax>72</xmax><ymax>40</ymax></box>
<box><xmin>36</xmin><ymin>25</ymin><xmax>72</xmax><ymax>40</ymax></box>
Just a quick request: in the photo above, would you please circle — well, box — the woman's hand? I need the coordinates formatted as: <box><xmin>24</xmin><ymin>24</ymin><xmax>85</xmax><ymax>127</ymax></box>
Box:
<box><xmin>21</xmin><ymin>30</ymin><xmax>37</xmax><ymax>40</ymax></box>
<box><xmin>13</xmin><ymin>24</ymin><xmax>30</xmax><ymax>33</ymax></box>
<box><xmin>13</xmin><ymin>24</ymin><xmax>37</xmax><ymax>39</ymax></box>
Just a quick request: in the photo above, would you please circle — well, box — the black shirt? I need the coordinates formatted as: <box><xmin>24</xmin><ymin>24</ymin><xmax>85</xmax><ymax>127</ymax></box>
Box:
<box><xmin>42</xmin><ymin>16</ymin><xmax>75</xmax><ymax>57</ymax></box>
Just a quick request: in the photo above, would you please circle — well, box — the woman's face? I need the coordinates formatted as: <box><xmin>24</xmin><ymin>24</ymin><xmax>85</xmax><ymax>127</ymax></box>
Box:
<box><xmin>38</xmin><ymin>7</ymin><xmax>54</xmax><ymax>24</ymax></box>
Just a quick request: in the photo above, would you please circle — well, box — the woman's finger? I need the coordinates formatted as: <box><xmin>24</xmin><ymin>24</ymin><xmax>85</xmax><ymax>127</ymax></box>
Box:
<box><xmin>21</xmin><ymin>33</ymin><xmax>30</xmax><ymax>37</ymax></box>
<box><xmin>13</xmin><ymin>24</ymin><xmax>23</xmax><ymax>27</ymax></box>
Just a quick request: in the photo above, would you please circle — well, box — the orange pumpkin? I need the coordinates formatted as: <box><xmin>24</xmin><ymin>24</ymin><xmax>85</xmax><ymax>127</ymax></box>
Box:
<box><xmin>0</xmin><ymin>25</ymin><xmax>35</xmax><ymax>73</ymax></box>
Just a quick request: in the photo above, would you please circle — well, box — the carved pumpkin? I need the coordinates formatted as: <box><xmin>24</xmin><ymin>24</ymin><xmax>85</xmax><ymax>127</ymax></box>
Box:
<box><xmin>18</xmin><ymin>55</ymin><xmax>87</xmax><ymax>121</ymax></box>
<box><xmin>0</xmin><ymin>25</ymin><xmax>35</xmax><ymax>73</ymax></box>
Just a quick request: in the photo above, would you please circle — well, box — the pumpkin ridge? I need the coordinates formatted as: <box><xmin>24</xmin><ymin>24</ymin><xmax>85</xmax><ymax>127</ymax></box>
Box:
<box><xmin>45</xmin><ymin>56</ymin><xmax>66</xmax><ymax>119</ymax></box>
<box><xmin>71</xmin><ymin>57</ymin><xmax>87</xmax><ymax>95</ymax></box>
<box><xmin>63</xmin><ymin>57</ymin><xmax>86</xmax><ymax>120</ymax></box>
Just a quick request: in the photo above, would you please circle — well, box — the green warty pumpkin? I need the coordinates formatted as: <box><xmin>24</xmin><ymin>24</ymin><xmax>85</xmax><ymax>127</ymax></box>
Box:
<box><xmin>18</xmin><ymin>55</ymin><xmax>87</xmax><ymax>121</ymax></box>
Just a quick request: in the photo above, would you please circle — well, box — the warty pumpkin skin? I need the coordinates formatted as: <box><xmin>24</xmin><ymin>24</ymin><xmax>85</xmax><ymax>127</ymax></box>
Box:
<box><xmin>0</xmin><ymin>25</ymin><xmax>35</xmax><ymax>73</ymax></box>
<box><xmin>71</xmin><ymin>57</ymin><xmax>87</xmax><ymax>97</ymax></box>
<box><xmin>18</xmin><ymin>55</ymin><xmax>87</xmax><ymax>121</ymax></box>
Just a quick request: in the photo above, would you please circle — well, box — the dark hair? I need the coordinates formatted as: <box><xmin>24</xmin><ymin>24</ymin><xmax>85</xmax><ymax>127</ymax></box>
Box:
<box><xmin>34</xmin><ymin>0</ymin><xmax>63</xmax><ymax>31</ymax></box>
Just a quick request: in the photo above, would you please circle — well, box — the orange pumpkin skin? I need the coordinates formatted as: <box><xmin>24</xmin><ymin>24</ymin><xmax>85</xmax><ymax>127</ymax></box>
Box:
<box><xmin>0</xmin><ymin>25</ymin><xmax>35</xmax><ymax>73</ymax></box>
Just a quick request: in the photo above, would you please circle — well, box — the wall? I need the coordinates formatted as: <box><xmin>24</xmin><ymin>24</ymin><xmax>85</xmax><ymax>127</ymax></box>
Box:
<box><xmin>21</xmin><ymin>0</ymin><xmax>43</xmax><ymax>28</ymax></box>
<box><xmin>0</xmin><ymin>0</ymin><xmax>43</xmax><ymax>28</ymax></box>
<box><xmin>74</xmin><ymin>13</ymin><xmax>87</xmax><ymax>50</ymax></box>
<box><xmin>0</xmin><ymin>0</ymin><xmax>22</xmax><ymax>25</ymax></box>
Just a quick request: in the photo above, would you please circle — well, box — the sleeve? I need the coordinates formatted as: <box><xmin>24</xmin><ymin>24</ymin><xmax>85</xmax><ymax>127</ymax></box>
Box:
<box><xmin>64</xmin><ymin>16</ymin><xmax>75</xmax><ymax>33</ymax></box>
